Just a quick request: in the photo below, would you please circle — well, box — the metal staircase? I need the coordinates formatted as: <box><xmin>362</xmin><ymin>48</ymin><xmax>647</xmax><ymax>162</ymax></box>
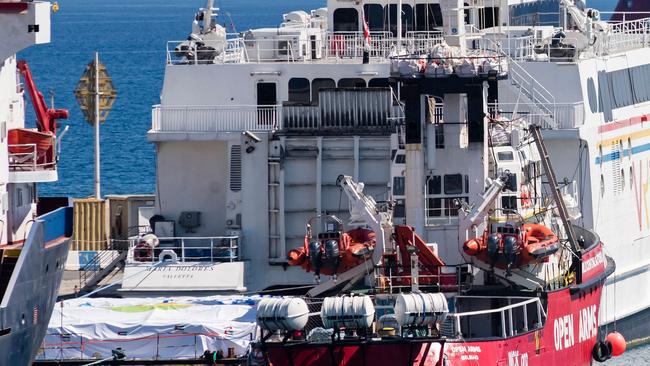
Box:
<box><xmin>78</xmin><ymin>241</ymin><xmax>127</xmax><ymax>294</ymax></box>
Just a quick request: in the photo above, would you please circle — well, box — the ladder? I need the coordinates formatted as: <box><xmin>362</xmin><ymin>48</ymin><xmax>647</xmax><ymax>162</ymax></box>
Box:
<box><xmin>529</xmin><ymin>125</ymin><xmax>580</xmax><ymax>255</ymax></box>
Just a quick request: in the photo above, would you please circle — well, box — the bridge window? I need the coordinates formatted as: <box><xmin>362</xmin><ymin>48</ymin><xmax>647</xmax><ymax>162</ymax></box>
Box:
<box><xmin>312</xmin><ymin>78</ymin><xmax>335</xmax><ymax>103</ymax></box>
<box><xmin>415</xmin><ymin>4</ymin><xmax>443</xmax><ymax>31</ymax></box>
<box><xmin>369</xmin><ymin>78</ymin><xmax>389</xmax><ymax>88</ymax></box>
<box><xmin>387</xmin><ymin>4</ymin><xmax>414</xmax><ymax>36</ymax></box>
<box><xmin>609</xmin><ymin>69</ymin><xmax>634</xmax><ymax>108</ymax></box>
<box><xmin>333</xmin><ymin>8</ymin><xmax>359</xmax><ymax>32</ymax></box>
<box><xmin>338</xmin><ymin>78</ymin><xmax>366</xmax><ymax>88</ymax></box>
<box><xmin>444</xmin><ymin>174</ymin><xmax>463</xmax><ymax>194</ymax></box>
<box><xmin>631</xmin><ymin>64</ymin><xmax>650</xmax><ymax>104</ymax></box>
<box><xmin>393</xmin><ymin>176</ymin><xmax>405</xmax><ymax>196</ymax></box>
<box><xmin>363</xmin><ymin>4</ymin><xmax>385</xmax><ymax>31</ymax></box>
<box><xmin>427</xmin><ymin>175</ymin><xmax>469</xmax><ymax>218</ymax></box>
<box><xmin>288</xmin><ymin>78</ymin><xmax>311</xmax><ymax>103</ymax></box>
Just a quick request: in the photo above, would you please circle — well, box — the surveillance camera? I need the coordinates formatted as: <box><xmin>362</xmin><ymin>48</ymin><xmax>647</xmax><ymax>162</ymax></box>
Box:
<box><xmin>243</xmin><ymin>130</ymin><xmax>261</xmax><ymax>143</ymax></box>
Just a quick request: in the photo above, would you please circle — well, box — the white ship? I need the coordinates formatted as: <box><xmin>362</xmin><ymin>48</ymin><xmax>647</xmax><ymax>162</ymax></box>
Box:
<box><xmin>0</xmin><ymin>1</ymin><xmax>73</xmax><ymax>364</ymax></box>
<box><xmin>137</xmin><ymin>0</ymin><xmax>650</xmax><ymax>347</ymax></box>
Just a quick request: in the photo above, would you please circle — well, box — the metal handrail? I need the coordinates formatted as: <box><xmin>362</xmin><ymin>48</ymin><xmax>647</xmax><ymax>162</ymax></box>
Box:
<box><xmin>448</xmin><ymin>296</ymin><xmax>546</xmax><ymax>339</ymax></box>
<box><xmin>127</xmin><ymin>236</ymin><xmax>242</xmax><ymax>263</ymax></box>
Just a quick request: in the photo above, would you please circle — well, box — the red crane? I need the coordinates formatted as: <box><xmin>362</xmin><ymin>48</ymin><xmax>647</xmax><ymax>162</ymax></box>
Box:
<box><xmin>16</xmin><ymin>60</ymin><xmax>69</xmax><ymax>135</ymax></box>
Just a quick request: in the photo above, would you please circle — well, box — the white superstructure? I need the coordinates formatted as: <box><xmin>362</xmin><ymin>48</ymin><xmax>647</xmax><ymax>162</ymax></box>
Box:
<box><xmin>145</xmin><ymin>0</ymin><xmax>650</xmax><ymax>341</ymax></box>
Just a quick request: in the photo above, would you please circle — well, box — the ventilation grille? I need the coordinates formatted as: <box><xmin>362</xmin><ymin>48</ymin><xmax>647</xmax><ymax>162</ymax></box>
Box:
<box><xmin>230</xmin><ymin>145</ymin><xmax>242</xmax><ymax>192</ymax></box>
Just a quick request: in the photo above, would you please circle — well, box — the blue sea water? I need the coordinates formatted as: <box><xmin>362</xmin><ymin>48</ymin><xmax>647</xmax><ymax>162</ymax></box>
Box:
<box><xmin>20</xmin><ymin>0</ymin><xmax>324</xmax><ymax>197</ymax></box>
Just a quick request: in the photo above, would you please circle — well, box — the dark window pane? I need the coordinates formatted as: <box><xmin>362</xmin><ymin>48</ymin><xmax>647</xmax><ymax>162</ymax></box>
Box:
<box><xmin>415</xmin><ymin>4</ymin><xmax>443</xmax><ymax>31</ymax></box>
<box><xmin>387</xmin><ymin>4</ymin><xmax>414</xmax><ymax>36</ymax></box>
<box><xmin>333</xmin><ymin>8</ymin><xmax>359</xmax><ymax>32</ymax></box>
<box><xmin>465</xmin><ymin>175</ymin><xmax>469</xmax><ymax>193</ymax></box>
<box><xmin>288</xmin><ymin>78</ymin><xmax>310</xmax><ymax>103</ymax></box>
<box><xmin>445</xmin><ymin>197</ymin><xmax>468</xmax><ymax>216</ymax></box>
<box><xmin>393</xmin><ymin>176</ymin><xmax>405</xmax><ymax>195</ymax></box>
<box><xmin>394</xmin><ymin>201</ymin><xmax>405</xmax><ymax>217</ymax></box>
<box><xmin>497</xmin><ymin>151</ymin><xmax>514</xmax><ymax>161</ymax></box>
<box><xmin>501</xmin><ymin>196</ymin><xmax>518</xmax><ymax>210</ymax></box>
<box><xmin>428</xmin><ymin>176</ymin><xmax>441</xmax><ymax>194</ymax></box>
<box><xmin>395</xmin><ymin>154</ymin><xmax>406</xmax><ymax>164</ymax></box>
<box><xmin>369</xmin><ymin>78</ymin><xmax>390</xmax><ymax>88</ymax></box>
<box><xmin>504</xmin><ymin>173</ymin><xmax>518</xmax><ymax>192</ymax></box>
<box><xmin>363</xmin><ymin>4</ymin><xmax>385</xmax><ymax>31</ymax></box>
<box><xmin>311</xmin><ymin>78</ymin><xmax>335</xmax><ymax>103</ymax></box>
<box><xmin>338</xmin><ymin>78</ymin><xmax>366</xmax><ymax>88</ymax></box>
<box><xmin>428</xmin><ymin>198</ymin><xmax>442</xmax><ymax>217</ymax></box>
<box><xmin>444</xmin><ymin>174</ymin><xmax>463</xmax><ymax>194</ymax></box>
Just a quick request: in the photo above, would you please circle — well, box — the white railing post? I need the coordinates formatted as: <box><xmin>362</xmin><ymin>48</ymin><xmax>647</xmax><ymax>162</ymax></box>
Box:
<box><xmin>181</xmin><ymin>238</ymin><xmax>185</xmax><ymax>262</ymax></box>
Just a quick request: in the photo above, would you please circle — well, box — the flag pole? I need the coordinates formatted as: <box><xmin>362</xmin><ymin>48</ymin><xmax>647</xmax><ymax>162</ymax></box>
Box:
<box><xmin>94</xmin><ymin>51</ymin><xmax>101</xmax><ymax>199</ymax></box>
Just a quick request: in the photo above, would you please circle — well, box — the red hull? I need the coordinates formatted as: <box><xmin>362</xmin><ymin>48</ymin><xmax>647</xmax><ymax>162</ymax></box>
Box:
<box><xmin>261</xmin><ymin>244</ymin><xmax>612</xmax><ymax>366</ymax></box>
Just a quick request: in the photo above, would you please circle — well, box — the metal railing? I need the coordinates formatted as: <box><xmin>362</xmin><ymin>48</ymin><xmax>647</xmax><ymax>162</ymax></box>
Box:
<box><xmin>152</xmin><ymin>89</ymin><xmax>401</xmax><ymax>134</ymax></box>
<box><xmin>151</xmin><ymin>104</ymin><xmax>281</xmax><ymax>132</ymax></box>
<box><xmin>489</xmin><ymin>102</ymin><xmax>585</xmax><ymax>129</ymax></box>
<box><xmin>603</xmin><ymin>17</ymin><xmax>650</xmax><ymax>55</ymax></box>
<box><xmin>127</xmin><ymin>236</ymin><xmax>241</xmax><ymax>263</ymax></box>
<box><xmin>446</xmin><ymin>296</ymin><xmax>547</xmax><ymax>339</ymax></box>
<box><xmin>8</xmin><ymin>143</ymin><xmax>56</xmax><ymax>171</ymax></box>
<box><xmin>166</xmin><ymin>31</ymin><xmax>444</xmax><ymax>65</ymax></box>
<box><xmin>78</xmin><ymin>240</ymin><xmax>127</xmax><ymax>292</ymax></box>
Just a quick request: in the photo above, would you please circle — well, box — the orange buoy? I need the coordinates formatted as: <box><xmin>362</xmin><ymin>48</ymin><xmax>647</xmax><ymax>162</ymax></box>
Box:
<box><xmin>606</xmin><ymin>331</ymin><xmax>626</xmax><ymax>356</ymax></box>
<box><xmin>463</xmin><ymin>238</ymin><xmax>482</xmax><ymax>256</ymax></box>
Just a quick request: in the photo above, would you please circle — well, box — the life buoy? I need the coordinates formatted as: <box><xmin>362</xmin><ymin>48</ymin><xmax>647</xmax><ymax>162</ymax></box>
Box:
<box><xmin>520</xmin><ymin>184</ymin><xmax>532</xmax><ymax>208</ymax></box>
<box><xmin>133</xmin><ymin>242</ymin><xmax>153</xmax><ymax>262</ymax></box>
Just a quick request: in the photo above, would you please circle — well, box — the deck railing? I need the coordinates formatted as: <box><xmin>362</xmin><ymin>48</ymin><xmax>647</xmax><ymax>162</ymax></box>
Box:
<box><xmin>151</xmin><ymin>104</ymin><xmax>281</xmax><ymax>132</ymax></box>
<box><xmin>8</xmin><ymin>142</ymin><xmax>56</xmax><ymax>171</ymax></box>
<box><xmin>127</xmin><ymin>236</ymin><xmax>241</xmax><ymax>263</ymax></box>
<box><xmin>445</xmin><ymin>296</ymin><xmax>547</xmax><ymax>339</ymax></box>
<box><xmin>166</xmin><ymin>31</ymin><xmax>444</xmax><ymax>65</ymax></box>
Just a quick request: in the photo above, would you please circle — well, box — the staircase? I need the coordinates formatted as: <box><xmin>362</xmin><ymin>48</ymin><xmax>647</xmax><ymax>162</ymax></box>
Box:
<box><xmin>78</xmin><ymin>241</ymin><xmax>127</xmax><ymax>294</ymax></box>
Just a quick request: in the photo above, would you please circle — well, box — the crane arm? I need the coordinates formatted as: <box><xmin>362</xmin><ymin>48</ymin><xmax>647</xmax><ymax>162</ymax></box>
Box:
<box><xmin>16</xmin><ymin>60</ymin><xmax>68</xmax><ymax>134</ymax></box>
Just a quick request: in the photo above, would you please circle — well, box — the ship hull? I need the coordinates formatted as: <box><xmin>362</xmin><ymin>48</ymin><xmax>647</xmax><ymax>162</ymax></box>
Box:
<box><xmin>0</xmin><ymin>207</ymin><xmax>71</xmax><ymax>365</ymax></box>
<box><xmin>260</xmin><ymin>243</ymin><xmax>614</xmax><ymax>366</ymax></box>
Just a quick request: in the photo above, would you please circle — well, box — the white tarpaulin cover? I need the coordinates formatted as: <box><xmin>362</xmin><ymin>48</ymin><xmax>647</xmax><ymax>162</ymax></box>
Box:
<box><xmin>37</xmin><ymin>295</ymin><xmax>260</xmax><ymax>361</ymax></box>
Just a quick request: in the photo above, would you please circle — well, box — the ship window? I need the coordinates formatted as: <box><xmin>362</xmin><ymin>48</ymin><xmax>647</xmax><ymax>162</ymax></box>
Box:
<box><xmin>387</xmin><ymin>4</ymin><xmax>414</xmax><ymax>36</ymax></box>
<box><xmin>333</xmin><ymin>8</ymin><xmax>359</xmax><ymax>32</ymax></box>
<box><xmin>504</xmin><ymin>173</ymin><xmax>518</xmax><ymax>192</ymax></box>
<box><xmin>369</xmin><ymin>78</ymin><xmax>389</xmax><ymax>88</ymax></box>
<box><xmin>415</xmin><ymin>4</ymin><xmax>443</xmax><ymax>31</ymax></box>
<box><xmin>395</xmin><ymin>154</ymin><xmax>406</xmax><ymax>164</ymax></box>
<box><xmin>394</xmin><ymin>200</ymin><xmax>405</xmax><ymax>218</ymax></box>
<box><xmin>288</xmin><ymin>78</ymin><xmax>311</xmax><ymax>103</ymax></box>
<box><xmin>478</xmin><ymin>7</ymin><xmax>499</xmax><ymax>29</ymax></box>
<box><xmin>587</xmin><ymin>77</ymin><xmax>599</xmax><ymax>113</ymax></box>
<box><xmin>428</xmin><ymin>175</ymin><xmax>441</xmax><ymax>195</ymax></box>
<box><xmin>363</xmin><ymin>4</ymin><xmax>385</xmax><ymax>31</ymax></box>
<box><xmin>393</xmin><ymin>176</ymin><xmax>405</xmax><ymax>196</ymax></box>
<box><xmin>338</xmin><ymin>78</ymin><xmax>366</xmax><ymax>88</ymax></box>
<box><xmin>608</xmin><ymin>69</ymin><xmax>634</xmax><ymax>108</ymax></box>
<box><xmin>465</xmin><ymin>175</ymin><xmax>469</xmax><ymax>193</ymax></box>
<box><xmin>444</xmin><ymin>174</ymin><xmax>463</xmax><ymax>194</ymax></box>
<box><xmin>497</xmin><ymin>151</ymin><xmax>514</xmax><ymax>161</ymax></box>
<box><xmin>501</xmin><ymin>196</ymin><xmax>518</xmax><ymax>210</ymax></box>
<box><xmin>312</xmin><ymin>78</ymin><xmax>335</xmax><ymax>103</ymax></box>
